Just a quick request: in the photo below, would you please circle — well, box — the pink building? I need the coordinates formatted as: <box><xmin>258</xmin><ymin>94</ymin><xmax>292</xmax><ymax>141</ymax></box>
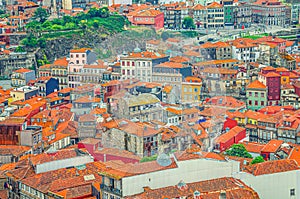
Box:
<box><xmin>68</xmin><ymin>48</ymin><xmax>97</xmax><ymax>88</ymax></box>
<box><xmin>127</xmin><ymin>9</ymin><xmax>164</xmax><ymax>30</ymax></box>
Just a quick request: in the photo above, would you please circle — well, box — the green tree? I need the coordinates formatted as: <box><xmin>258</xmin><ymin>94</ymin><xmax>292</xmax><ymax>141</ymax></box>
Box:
<box><xmin>0</xmin><ymin>10</ymin><xmax>5</xmax><ymax>15</ymax></box>
<box><xmin>33</xmin><ymin>7</ymin><xmax>49</xmax><ymax>23</ymax></box>
<box><xmin>63</xmin><ymin>15</ymin><xmax>73</xmax><ymax>24</ymax></box>
<box><xmin>225</xmin><ymin>144</ymin><xmax>252</xmax><ymax>158</ymax></box>
<box><xmin>21</xmin><ymin>34</ymin><xmax>38</xmax><ymax>48</ymax></box>
<box><xmin>37</xmin><ymin>38</ymin><xmax>46</xmax><ymax>48</ymax></box>
<box><xmin>161</xmin><ymin>31</ymin><xmax>170</xmax><ymax>41</ymax></box>
<box><xmin>182</xmin><ymin>17</ymin><xmax>195</xmax><ymax>29</ymax></box>
<box><xmin>15</xmin><ymin>46</ymin><xmax>25</xmax><ymax>52</ymax></box>
<box><xmin>251</xmin><ymin>156</ymin><xmax>265</xmax><ymax>165</ymax></box>
<box><xmin>100</xmin><ymin>7</ymin><xmax>109</xmax><ymax>18</ymax></box>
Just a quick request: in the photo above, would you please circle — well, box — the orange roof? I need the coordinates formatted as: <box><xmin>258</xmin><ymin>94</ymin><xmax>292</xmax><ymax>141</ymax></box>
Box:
<box><xmin>245</xmin><ymin>159</ymin><xmax>299</xmax><ymax>176</ymax></box>
<box><xmin>247</xmin><ymin>80</ymin><xmax>267</xmax><ymax>89</ymax></box>
<box><xmin>129</xmin><ymin>9</ymin><xmax>162</xmax><ymax>17</ymax></box>
<box><xmin>147</xmin><ymin>40</ymin><xmax>160</xmax><ymax>45</ymax></box>
<box><xmin>53</xmin><ymin>57</ymin><xmax>68</xmax><ymax>67</ymax></box>
<box><xmin>288</xmin><ymin>146</ymin><xmax>300</xmax><ymax>165</ymax></box>
<box><xmin>206</xmin><ymin>1</ymin><xmax>223</xmax><ymax>8</ymax></box>
<box><xmin>124</xmin><ymin>51</ymin><xmax>166</xmax><ymax>59</ymax></box>
<box><xmin>170</xmin><ymin>56</ymin><xmax>190</xmax><ymax>63</ymax></box>
<box><xmin>14</xmin><ymin>68</ymin><xmax>32</xmax><ymax>73</ymax></box>
<box><xmin>240</xmin><ymin>141</ymin><xmax>265</xmax><ymax>154</ymax></box>
<box><xmin>193</xmin><ymin>4</ymin><xmax>206</xmax><ymax>10</ymax></box>
<box><xmin>261</xmin><ymin>139</ymin><xmax>283</xmax><ymax>153</ymax></box>
<box><xmin>276</xmin><ymin>67</ymin><xmax>289</xmax><ymax>72</ymax></box>
<box><xmin>201</xmin><ymin>67</ymin><xmax>238</xmax><ymax>75</ymax></box>
<box><xmin>215</xmin><ymin>126</ymin><xmax>245</xmax><ymax>143</ymax></box>
<box><xmin>261</xmin><ymin>66</ymin><xmax>275</xmax><ymax>71</ymax></box>
<box><xmin>163</xmin><ymin>85</ymin><xmax>172</xmax><ymax>93</ymax></box>
<box><xmin>156</xmin><ymin>62</ymin><xmax>183</xmax><ymax>69</ymax></box>
<box><xmin>70</xmin><ymin>48</ymin><xmax>92</xmax><ymax>53</ymax></box>
<box><xmin>260</xmin><ymin>72</ymin><xmax>280</xmax><ymax>78</ymax></box>
<box><xmin>125</xmin><ymin>177</ymin><xmax>259</xmax><ymax>198</ymax></box>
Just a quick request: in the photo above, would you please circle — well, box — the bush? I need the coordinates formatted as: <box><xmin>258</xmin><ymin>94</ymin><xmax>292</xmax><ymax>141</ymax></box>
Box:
<box><xmin>251</xmin><ymin>156</ymin><xmax>265</xmax><ymax>165</ymax></box>
<box><xmin>140</xmin><ymin>154</ymin><xmax>158</xmax><ymax>163</ymax></box>
<box><xmin>225</xmin><ymin>144</ymin><xmax>252</xmax><ymax>158</ymax></box>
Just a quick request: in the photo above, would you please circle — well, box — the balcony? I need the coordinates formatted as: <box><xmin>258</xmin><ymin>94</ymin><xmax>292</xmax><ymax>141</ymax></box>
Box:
<box><xmin>100</xmin><ymin>184</ymin><xmax>122</xmax><ymax>196</ymax></box>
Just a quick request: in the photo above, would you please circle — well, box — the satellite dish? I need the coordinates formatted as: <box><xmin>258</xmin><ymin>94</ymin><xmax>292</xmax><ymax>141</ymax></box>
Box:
<box><xmin>156</xmin><ymin>153</ymin><xmax>172</xmax><ymax>167</ymax></box>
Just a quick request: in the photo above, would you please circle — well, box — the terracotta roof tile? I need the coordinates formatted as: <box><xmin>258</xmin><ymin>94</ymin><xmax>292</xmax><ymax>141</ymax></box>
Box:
<box><xmin>247</xmin><ymin>80</ymin><xmax>267</xmax><ymax>89</ymax></box>
<box><xmin>261</xmin><ymin>139</ymin><xmax>283</xmax><ymax>153</ymax></box>
<box><xmin>215</xmin><ymin>126</ymin><xmax>245</xmax><ymax>144</ymax></box>
<box><xmin>125</xmin><ymin>177</ymin><xmax>259</xmax><ymax>199</ymax></box>
<box><xmin>14</xmin><ymin>68</ymin><xmax>33</xmax><ymax>73</ymax></box>
<box><xmin>245</xmin><ymin>159</ymin><xmax>299</xmax><ymax>176</ymax></box>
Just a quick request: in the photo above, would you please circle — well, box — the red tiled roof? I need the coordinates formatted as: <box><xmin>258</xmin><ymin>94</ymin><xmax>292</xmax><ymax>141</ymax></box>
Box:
<box><xmin>240</xmin><ymin>141</ymin><xmax>265</xmax><ymax>154</ymax></box>
<box><xmin>245</xmin><ymin>159</ymin><xmax>299</xmax><ymax>176</ymax></box>
<box><xmin>14</xmin><ymin>68</ymin><xmax>32</xmax><ymax>73</ymax></box>
<box><xmin>261</xmin><ymin>139</ymin><xmax>283</xmax><ymax>153</ymax></box>
<box><xmin>247</xmin><ymin>80</ymin><xmax>267</xmax><ymax>89</ymax></box>
<box><xmin>215</xmin><ymin>126</ymin><xmax>245</xmax><ymax>144</ymax></box>
<box><xmin>70</xmin><ymin>48</ymin><xmax>92</xmax><ymax>53</ymax></box>
<box><xmin>125</xmin><ymin>177</ymin><xmax>259</xmax><ymax>199</ymax></box>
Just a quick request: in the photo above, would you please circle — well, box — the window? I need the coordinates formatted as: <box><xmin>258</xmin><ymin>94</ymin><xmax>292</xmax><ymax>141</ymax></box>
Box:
<box><xmin>122</xmin><ymin>61</ymin><xmax>125</xmax><ymax>66</ymax></box>
<box><xmin>255</xmin><ymin>92</ymin><xmax>258</xmax><ymax>97</ymax></box>
<box><xmin>132</xmin><ymin>61</ymin><xmax>135</xmax><ymax>66</ymax></box>
<box><xmin>255</xmin><ymin>101</ymin><xmax>258</xmax><ymax>106</ymax></box>
<box><xmin>122</xmin><ymin>70</ymin><xmax>125</xmax><ymax>75</ymax></box>
<box><xmin>248</xmin><ymin>100</ymin><xmax>252</xmax><ymax>105</ymax></box>
<box><xmin>76</xmin><ymin>54</ymin><xmax>79</xmax><ymax>58</ymax></box>
<box><xmin>290</xmin><ymin>189</ymin><xmax>295</xmax><ymax>196</ymax></box>
<box><xmin>261</xmin><ymin>93</ymin><xmax>264</xmax><ymax>97</ymax></box>
<box><xmin>127</xmin><ymin>61</ymin><xmax>130</xmax><ymax>66</ymax></box>
<box><xmin>127</xmin><ymin>70</ymin><xmax>130</xmax><ymax>75</ymax></box>
<box><xmin>249</xmin><ymin>92</ymin><xmax>252</xmax><ymax>96</ymax></box>
<box><xmin>261</xmin><ymin>101</ymin><xmax>264</xmax><ymax>106</ymax></box>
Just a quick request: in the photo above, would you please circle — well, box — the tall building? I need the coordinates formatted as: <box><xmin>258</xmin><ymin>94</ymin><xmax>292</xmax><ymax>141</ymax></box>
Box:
<box><xmin>68</xmin><ymin>48</ymin><xmax>97</xmax><ymax>88</ymax></box>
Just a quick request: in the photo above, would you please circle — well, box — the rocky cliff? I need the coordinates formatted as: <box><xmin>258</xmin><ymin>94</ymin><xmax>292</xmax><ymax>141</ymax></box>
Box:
<box><xmin>36</xmin><ymin>28</ymin><xmax>160</xmax><ymax>62</ymax></box>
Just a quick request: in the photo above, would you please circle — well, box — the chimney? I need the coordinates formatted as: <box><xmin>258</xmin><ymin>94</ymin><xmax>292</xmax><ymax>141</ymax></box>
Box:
<box><xmin>219</xmin><ymin>190</ymin><xmax>226</xmax><ymax>199</ymax></box>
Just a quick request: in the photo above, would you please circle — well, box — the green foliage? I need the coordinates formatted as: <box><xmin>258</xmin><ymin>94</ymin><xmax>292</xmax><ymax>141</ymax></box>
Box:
<box><xmin>182</xmin><ymin>17</ymin><xmax>195</xmax><ymax>29</ymax></box>
<box><xmin>51</xmin><ymin>24</ymin><xmax>64</xmax><ymax>30</ymax></box>
<box><xmin>37</xmin><ymin>54</ymin><xmax>50</xmax><ymax>67</ymax></box>
<box><xmin>161</xmin><ymin>31</ymin><xmax>170</xmax><ymax>41</ymax></box>
<box><xmin>15</xmin><ymin>46</ymin><xmax>26</xmax><ymax>52</ymax></box>
<box><xmin>140</xmin><ymin>154</ymin><xmax>158</xmax><ymax>163</ymax></box>
<box><xmin>21</xmin><ymin>34</ymin><xmax>37</xmax><ymax>48</ymax></box>
<box><xmin>181</xmin><ymin>31</ymin><xmax>198</xmax><ymax>38</ymax></box>
<box><xmin>37</xmin><ymin>38</ymin><xmax>46</xmax><ymax>48</ymax></box>
<box><xmin>0</xmin><ymin>10</ymin><xmax>5</xmax><ymax>15</ymax></box>
<box><xmin>251</xmin><ymin>156</ymin><xmax>265</xmax><ymax>165</ymax></box>
<box><xmin>225</xmin><ymin>144</ymin><xmax>252</xmax><ymax>158</ymax></box>
<box><xmin>33</xmin><ymin>8</ymin><xmax>49</xmax><ymax>23</ymax></box>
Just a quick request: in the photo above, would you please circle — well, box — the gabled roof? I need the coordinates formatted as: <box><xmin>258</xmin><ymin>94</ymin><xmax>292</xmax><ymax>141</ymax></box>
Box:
<box><xmin>70</xmin><ymin>48</ymin><xmax>92</xmax><ymax>53</ymax></box>
<box><xmin>14</xmin><ymin>68</ymin><xmax>33</xmax><ymax>73</ymax></box>
<box><xmin>261</xmin><ymin>139</ymin><xmax>283</xmax><ymax>153</ymax></box>
<box><xmin>215</xmin><ymin>126</ymin><xmax>245</xmax><ymax>144</ymax></box>
<box><xmin>247</xmin><ymin>80</ymin><xmax>267</xmax><ymax>89</ymax></box>
<box><xmin>193</xmin><ymin>4</ymin><xmax>206</xmax><ymax>10</ymax></box>
<box><xmin>206</xmin><ymin>1</ymin><xmax>223</xmax><ymax>8</ymax></box>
